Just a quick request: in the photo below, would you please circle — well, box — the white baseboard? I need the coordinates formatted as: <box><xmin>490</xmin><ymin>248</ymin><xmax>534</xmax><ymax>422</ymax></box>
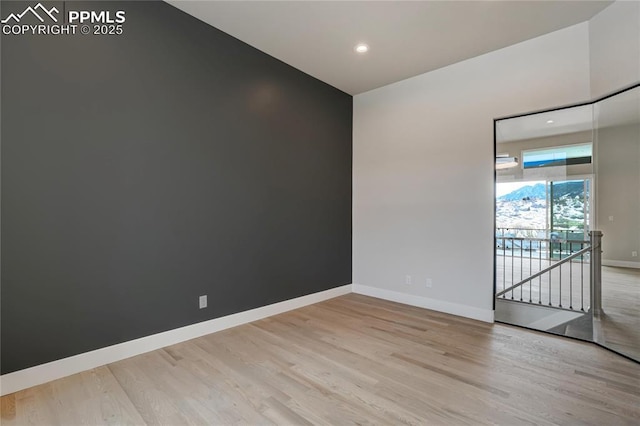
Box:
<box><xmin>0</xmin><ymin>284</ymin><xmax>352</xmax><ymax>396</ymax></box>
<box><xmin>352</xmin><ymin>284</ymin><xmax>494</xmax><ymax>323</ymax></box>
<box><xmin>602</xmin><ymin>259</ymin><xmax>640</xmax><ymax>269</ymax></box>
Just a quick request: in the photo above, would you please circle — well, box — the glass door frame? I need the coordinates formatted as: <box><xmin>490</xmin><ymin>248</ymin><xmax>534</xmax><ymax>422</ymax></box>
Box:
<box><xmin>493</xmin><ymin>82</ymin><xmax>640</xmax><ymax>364</ymax></box>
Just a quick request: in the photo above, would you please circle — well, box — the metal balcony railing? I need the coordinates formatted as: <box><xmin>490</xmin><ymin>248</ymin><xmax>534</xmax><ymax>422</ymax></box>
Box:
<box><xmin>495</xmin><ymin>230</ymin><xmax>602</xmax><ymax>313</ymax></box>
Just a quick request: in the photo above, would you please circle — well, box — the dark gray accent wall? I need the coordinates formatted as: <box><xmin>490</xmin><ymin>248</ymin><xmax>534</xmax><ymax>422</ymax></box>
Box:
<box><xmin>1</xmin><ymin>1</ymin><xmax>352</xmax><ymax>374</ymax></box>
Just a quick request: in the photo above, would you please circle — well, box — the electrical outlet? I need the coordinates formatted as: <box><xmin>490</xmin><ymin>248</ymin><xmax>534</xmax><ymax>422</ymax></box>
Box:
<box><xmin>632</xmin><ymin>251</ymin><xmax>638</xmax><ymax>257</ymax></box>
<box><xmin>608</xmin><ymin>216</ymin><xmax>614</xmax><ymax>222</ymax></box>
<box><xmin>199</xmin><ymin>295</ymin><xmax>208</xmax><ymax>309</ymax></box>
<box><xmin>426</xmin><ymin>278</ymin><xmax>433</xmax><ymax>288</ymax></box>
<box><xmin>405</xmin><ymin>275</ymin><xmax>412</xmax><ymax>285</ymax></box>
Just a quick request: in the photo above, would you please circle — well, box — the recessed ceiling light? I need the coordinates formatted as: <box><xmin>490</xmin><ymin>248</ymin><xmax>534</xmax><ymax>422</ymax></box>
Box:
<box><xmin>546</xmin><ymin>120</ymin><xmax>554</xmax><ymax>124</ymax></box>
<box><xmin>355</xmin><ymin>43</ymin><xmax>369</xmax><ymax>53</ymax></box>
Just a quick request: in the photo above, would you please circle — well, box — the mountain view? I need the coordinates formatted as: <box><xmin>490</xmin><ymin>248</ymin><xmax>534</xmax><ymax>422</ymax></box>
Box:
<box><xmin>496</xmin><ymin>181</ymin><xmax>588</xmax><ymax>231</ymax></box>
<box><xmin>498</xmin><ymin>183</ymin><xmax>546</xmax><ymax>202</ymax></box>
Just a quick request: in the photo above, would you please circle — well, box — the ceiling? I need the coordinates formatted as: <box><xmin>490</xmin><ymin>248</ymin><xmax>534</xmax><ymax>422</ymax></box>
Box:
<box><xmin>496</xmin><ymin>85</ymin><xmax>639</xmax><ymax>143</ymax></box>
<box><xmin>166</xmin><ymin>0</ymin><xmax>612</xmax><ymax>95</ymax></box>
<box><xmin>497</xmin><ymin>105</ymin><xmax>595</xmax><ymax>143</ymax></box>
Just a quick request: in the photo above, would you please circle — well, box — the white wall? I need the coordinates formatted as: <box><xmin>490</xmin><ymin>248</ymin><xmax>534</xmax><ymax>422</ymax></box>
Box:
<box><xmin>589</xmin><ymin>0</ymin><xmax>640</xmax><ymax>98</ymax></box>
<box><xmin>353</xmin><ymin>23</ymin><xmax>591</xmax><ymax>321</ymax></box>
<box><xmin>596</xmin><ymin>122</ymin><xmax>640</xmax><ymax>266</ymax></box>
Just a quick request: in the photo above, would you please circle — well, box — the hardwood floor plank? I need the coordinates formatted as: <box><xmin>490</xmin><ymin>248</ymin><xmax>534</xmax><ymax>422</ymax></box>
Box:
<box><xmin>0</xmin><ymin>393</ymin><xmax>16</xmax><ymax>421</ymax></box>
<box><xmin>260</xmin><ymin>396</ymin><xmax>313</xmax><ymax>426</ymax></box>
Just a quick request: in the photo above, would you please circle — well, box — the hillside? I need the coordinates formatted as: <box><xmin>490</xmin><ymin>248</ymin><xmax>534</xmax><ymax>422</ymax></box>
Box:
<box><xmin>498</xmin><ymin>181</ymin><xmax>586</xmax><ymax>202</ymax></box>
<box><xmin>497</xmin><ymin>181</ymin><xmax>588</xmax><ymax>230</ymax></box>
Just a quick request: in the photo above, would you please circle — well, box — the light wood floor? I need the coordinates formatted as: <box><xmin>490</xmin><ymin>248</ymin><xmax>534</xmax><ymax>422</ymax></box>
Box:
<box><xmin>1</xmin><ymin>294</ymin><xmax>639</xmax><ymax>425</ymax></box>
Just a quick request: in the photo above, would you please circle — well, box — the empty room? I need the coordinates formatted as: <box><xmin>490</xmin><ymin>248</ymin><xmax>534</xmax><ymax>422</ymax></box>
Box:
<box><xmin>1</xmin><ymin>0</ymin><xmax>639</xmax><ymax>424</ymax></box>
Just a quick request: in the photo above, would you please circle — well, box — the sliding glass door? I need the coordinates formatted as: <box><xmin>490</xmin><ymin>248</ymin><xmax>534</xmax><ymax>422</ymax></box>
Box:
<box><xmin>548</xmin><ymin>178</ymin><xmax>591</xmax><ymax>259</ymax></box>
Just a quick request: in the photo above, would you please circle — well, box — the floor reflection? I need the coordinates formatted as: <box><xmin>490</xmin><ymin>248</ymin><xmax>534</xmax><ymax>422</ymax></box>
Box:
<box><xmin>596</xmin><ymin>266</ymin><xmax>640</xmax><ymax>361</ymax></box>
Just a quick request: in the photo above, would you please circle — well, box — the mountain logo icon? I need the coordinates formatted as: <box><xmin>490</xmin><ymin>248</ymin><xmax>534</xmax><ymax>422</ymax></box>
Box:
<box><xmin>1</xmin><ymin>3</ymin><xmax>59</xmax><ymax>24</ymax></box>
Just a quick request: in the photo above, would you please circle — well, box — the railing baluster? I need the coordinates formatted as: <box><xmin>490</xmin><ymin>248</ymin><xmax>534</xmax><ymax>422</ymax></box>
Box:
<box><xmin>529</xmin><ymin>240</ymin><xmax>533</xmax><ymax>303</ymax></box>
<box><xmin>569</xmin><ymin>257</ymin><xmax>573</xmax><ymax>310</ymax></box>
<box><xmin>520</xmin><ymin>240</ymin><xmax>523</xmax><ymax>301</ymax></box>
<box><xmin>502</xmin><ymin>235</ymin><xmax>506</xmax><ymax>297</ymax></box>
<box><xmin>539</xmin><ymin>244</ymin><xmax>542</xmax><ymax>304</ymax></box>
<box><xmin>548</xmin><ymin>268</ymin><xmax>552</xmax><ymax>306</ymax></box>
<box><xmin>549</xmin><ymin>243</ymin><xmax>562</xmax><ymax>306</ymax></box>
<box><xmin>559</xmin><ymin>260</ymin><xmax>562</xmax><ymax>308</ymax></box>
<box><xmin>581</xmin><ymin>242</ymin><xmax>584</xmax><ymax>311</ymax></box>
<box><xmin>511</xmin><ymin>239</ymin><xmax>514</xmax><ymax>300</ymax></box>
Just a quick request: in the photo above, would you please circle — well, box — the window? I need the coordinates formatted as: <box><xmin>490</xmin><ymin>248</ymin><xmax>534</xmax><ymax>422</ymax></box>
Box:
<box><xmin>522</xmin><ymin>143</ymin><xmax>592</xmax><ymax>169</ymax></box>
